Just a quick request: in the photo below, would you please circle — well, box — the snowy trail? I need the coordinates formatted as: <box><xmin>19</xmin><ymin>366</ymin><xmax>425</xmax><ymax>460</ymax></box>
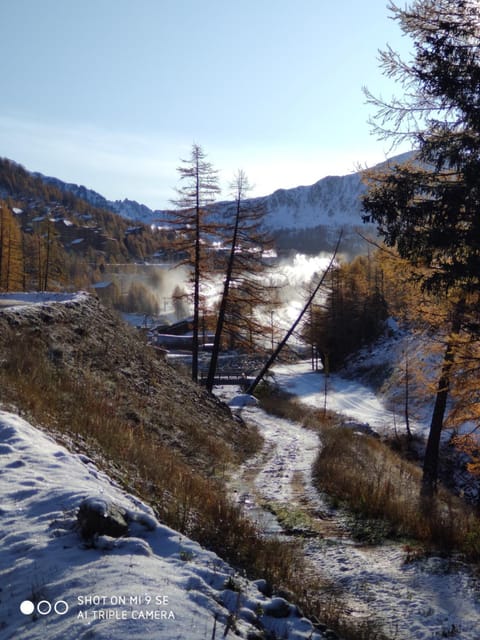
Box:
<box><xmin>221</xmin><ymin>364</ymin><xmax>480</xmax><ymax>640</ymax></box>
<box><xmin>228</xmin><ymin>402</ymin><xmax>325</xmax><ymax>538</ymax></box>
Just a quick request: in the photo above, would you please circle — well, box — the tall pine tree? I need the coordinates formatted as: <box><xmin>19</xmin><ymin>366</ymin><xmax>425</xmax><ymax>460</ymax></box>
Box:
<box><xmin>171</xmin><ymin>144</ymin><xmax>220</xmax><ymax>382</ymax></box>
<box><xmin>205</xmin><ymin>170</ymin><xmax>272</xmax><ymax>391</ymax></box>
<box><xmin>362</xmin><ymin>0</ymin><xmax>480</xmax><ymax>496</ymax></box>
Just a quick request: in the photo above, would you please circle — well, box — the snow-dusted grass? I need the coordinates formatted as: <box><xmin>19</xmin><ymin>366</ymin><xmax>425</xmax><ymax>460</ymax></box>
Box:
<box><xmin>258</xmin><ymin>385</ymin><xmax>480</xmax><ymax>558</ymax></box>
<box><xmin>313</xmin><ymin>425</ymin><xmax>480</xmax><ymax>556</ymax></box>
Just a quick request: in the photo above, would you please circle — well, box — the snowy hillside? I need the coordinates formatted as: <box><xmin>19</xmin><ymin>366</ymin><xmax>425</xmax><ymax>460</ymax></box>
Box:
<box><xmin>0</xmin><ymin>410</ymin><xmax>326</xmax><ymax>640</ymax></box>
<box><xmin>258</xmin><ymin>151</ymin><xmax>413</xmax><ymax>233</ymax></box>
<box><xmin>31</xmin><ymin>172</ymin><xmax>166</xmax><ymax>225</ymax></box>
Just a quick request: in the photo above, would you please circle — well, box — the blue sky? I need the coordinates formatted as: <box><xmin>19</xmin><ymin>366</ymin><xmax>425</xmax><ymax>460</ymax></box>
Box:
<box><xmin>0</xmin><ymin>0</ymin><xmax>412</xmax><ymax>209</ymax></box>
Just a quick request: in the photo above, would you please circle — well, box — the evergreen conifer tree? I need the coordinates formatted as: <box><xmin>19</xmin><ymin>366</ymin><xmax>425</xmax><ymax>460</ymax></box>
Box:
<box><xmin>362</xmin><ymin>0</ymin><xmax>480</xmax><ymax>495</ymax></box>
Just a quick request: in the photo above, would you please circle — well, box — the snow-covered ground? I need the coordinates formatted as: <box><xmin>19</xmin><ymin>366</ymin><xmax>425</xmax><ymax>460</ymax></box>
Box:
<box><xmin>0</xmin><ymin>411</ymin><xmax>326</xmax><ymax>640</ymax></box>
<box><xmin>2</xmin><ymin>366</ymin><xmax>480</xmax><ymax>640</ymax></box>
<box><xmin>220</xmin><ymin>364</ymin><xmax>480</xmax><ymax>640</ymax></box>
<box><xmin>271</xmin><ymin>360</ymin><xmax>428</xmax><ymax>437</ymax></box>
<box><xmin>0</xmin><ymin>292</ymin><xmax>87</xmax><ymax>308</ymax></box>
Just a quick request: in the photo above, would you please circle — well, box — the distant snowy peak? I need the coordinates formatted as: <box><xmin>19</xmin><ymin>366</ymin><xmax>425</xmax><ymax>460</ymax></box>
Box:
<box><xmin>110</xmin><ymin>198</ymin><xmax>160</xmax><ymax>222</ymax></box>
<box><xmin>248</xmin><ymin>151</ymin><xmax>416</xmax><ymax>254</ymax></box>
<box><xmin>261</xmin><ymin>171</ymin><xmax>365</xmax><ymax>230</ymax></box>
<box><xmin>33</xmin><ymin>150</ymin><xmax>414</xmax><ymax>253</ymax></box>
<box><xmin>252</xmin><ymin>151</ymin><xmax>415</xmax><ymax>232</ymax></box>
<box><xmin>32</xmin><ymin>172</ymin><xmax>166</xmax><ymax>224</ymax></box>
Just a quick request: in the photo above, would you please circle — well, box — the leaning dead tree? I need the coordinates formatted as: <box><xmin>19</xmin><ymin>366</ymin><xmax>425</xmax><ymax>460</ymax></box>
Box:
<box><xmin>246</xmin><ymin>231</ymin><xmax>342</xmax><ymax>395</ymax></box>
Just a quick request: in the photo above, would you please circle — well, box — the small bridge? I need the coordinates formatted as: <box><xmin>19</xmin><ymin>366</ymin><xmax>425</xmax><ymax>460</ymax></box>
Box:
<box><xmin>199</xmin><ymin>372</ymin><xmax>255</xmax><ymax>387</ymax></box>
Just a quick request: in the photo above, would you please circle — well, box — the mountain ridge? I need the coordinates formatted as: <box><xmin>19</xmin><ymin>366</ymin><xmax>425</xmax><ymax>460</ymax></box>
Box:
<box><xmin>28</xmin><ymin>150</ymin><xmax>414</xmax><ymax>254</ymax></box>
<box><xmin>31</xmin><ymin>171</ymin><xmax>163</xmax><ymax>225</ymax></box>
<box><xmin>32</xmin><ymin>151</ymin><xmax>413</xmax><ymax>223</ymax></box>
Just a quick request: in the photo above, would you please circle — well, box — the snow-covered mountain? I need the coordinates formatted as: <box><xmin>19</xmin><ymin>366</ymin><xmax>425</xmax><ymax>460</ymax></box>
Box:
<box><xmin>33</xmin><ymin>151</ymin><xmax>413</xmax><ymax>255</ymax></box>
<box><xmin>246</xmin><ymin>150</ymin><xmax>413</xmax><ymax>254</ymax></box>
<box><xmin>217</xmin><ymin>171</ymin><xmax>369</xmax><ymax>255</ymax></box>
<box><xmin>31</xmin><ymin>173</ymin><xmax>165</xmax><ymax>225</ymax></box>
<box><xmin>259</xmin><ymin>151</ymin><xmax>413</xmax><ymax>232</ymax></box>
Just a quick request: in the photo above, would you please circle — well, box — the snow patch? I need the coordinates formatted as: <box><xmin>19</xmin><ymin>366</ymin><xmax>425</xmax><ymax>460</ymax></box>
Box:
<box><xmin>0</xmin><ymin>291</ymin><xmax>88</xmax><ymax>308</ymax></box>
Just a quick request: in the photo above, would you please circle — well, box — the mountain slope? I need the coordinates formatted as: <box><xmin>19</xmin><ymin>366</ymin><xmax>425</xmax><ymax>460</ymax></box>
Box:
<box><xmin>258</xmin><ymin>151</ymin><xmax>413</xmax><ymax>232</ymax></box>
<box><xmin>31</xmin><ymin>171</ymin><xmax>165</xmax><ymax>225</ymax></box>
<box><xmin>0</xmin><ymin>158</ymin><xmax>173</xmax><ymax>290</ymax></box>
<box><xmin>251</xmin><ymin>151</ymin><xmax>413</xmax><ymax>254</ymax></box>
<box><xmin>0</xmin><ymin>291</ymin><xmax>257</xmax><ymax>471</ymax></box>
<box><xmin>32</xmin><ymin>151</ymin><xmax>413</xmax><ymax>255</ymax></box>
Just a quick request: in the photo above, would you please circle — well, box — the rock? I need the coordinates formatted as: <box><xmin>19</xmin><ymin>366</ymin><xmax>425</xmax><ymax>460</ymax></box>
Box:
<box><xmin>263</xmin><ymin>596</ymin><xmax>291</xmax><ymax>618</ymax></box>
<box><xmin>77</xmin><ymin>497</ymin><xmax>129</xmax><ymax>539</ymax></box>
<box><xmin>254</xmin><ymin>579</ymin><xmax>272</xmax><ymax>596</ymax></box>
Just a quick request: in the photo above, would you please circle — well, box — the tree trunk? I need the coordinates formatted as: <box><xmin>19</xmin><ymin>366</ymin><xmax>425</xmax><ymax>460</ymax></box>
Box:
<box><xmin>192</xmin><ymin>197</ymin><xmax>200</xmax><ymax>383</ymax></box>
<box><xmin>404</xmin><ymin>349</ymin><xmax>412</xmax><ymax>440</ymax></box>
<box><xmin>246</xmin><ymin>232</ymin><xmax>342</xmax><ymax>396</ymax></box>
<box><xmin>205</xmin><ymin>196</ymin><xmax>241</xmax><ymax>393</ymax></box>
<box><xmin>43</xmin><ymin>223</ymin><xmax>51</xmax><ymax>292</ymax></box>
<box><xmin>171</xmin><ymin>145</ymin><xmax>220</xmax><ymax>383</ymax></box>
<box><xmin>421</xmin><ymin>343</ymin><xmax>453</xmax><ymax>498</ymax></box>
<box><xmin>421</xmin><ymin>298</ymin><xmax>464</xmax><ymax>498</ymax></box>
<box><xmin>0</xmin><ymin>207</ymin><xmax>4</xmax><ymax>289</ymax></box>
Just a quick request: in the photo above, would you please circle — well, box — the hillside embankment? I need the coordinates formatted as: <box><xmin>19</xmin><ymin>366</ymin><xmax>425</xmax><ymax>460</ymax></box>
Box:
<box><xmin>0</xmin><ymin>292</ymin><xmax>259</xmax><ymax>474</ymax></box>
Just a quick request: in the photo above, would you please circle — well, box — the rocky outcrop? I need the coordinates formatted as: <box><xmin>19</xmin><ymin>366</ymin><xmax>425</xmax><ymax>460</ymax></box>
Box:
<box><xmin>77</xmin><ymin>497</ymin><xmax>129</xmax><ymax>539</ymax></box>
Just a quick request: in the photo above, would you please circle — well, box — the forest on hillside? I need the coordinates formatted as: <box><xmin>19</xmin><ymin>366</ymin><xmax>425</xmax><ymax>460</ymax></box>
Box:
<box><xmin>0</xmin><ymin>158</ymin><xmax>174</xmax><ymax>291</ymax></box>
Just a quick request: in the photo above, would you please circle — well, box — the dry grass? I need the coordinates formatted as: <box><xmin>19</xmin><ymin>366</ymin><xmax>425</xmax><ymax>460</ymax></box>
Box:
<box><xmin>258</xmin><ymin>388</ymin><xmax>342</xmax><ymax>429</ymax></box>
<box><xmin>314</xmin><ymin>424</ymin><xmax>480</xmax><ymax>558</ymax></box>
<box><xmin>260</xmin><ymin>390</ymin><xmax>480</xmax><ymax>559</ymax></box>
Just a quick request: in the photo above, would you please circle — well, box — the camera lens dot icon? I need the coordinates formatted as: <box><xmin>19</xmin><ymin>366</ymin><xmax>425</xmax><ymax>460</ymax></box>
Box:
<box><xmin>19</xmin><ymin>599</ymin><xmax>69</xmax><ymax>616</ymax></box>
<box><xmin>20</xmin><ymin>600</ymin><xmax>35</xmax><ymax>615</ymax></box>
